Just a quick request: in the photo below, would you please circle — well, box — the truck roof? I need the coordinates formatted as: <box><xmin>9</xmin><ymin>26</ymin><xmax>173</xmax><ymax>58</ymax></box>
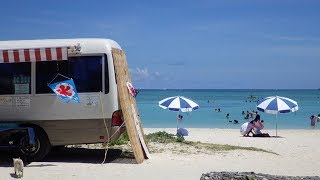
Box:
<box><xmin>0</xmin><ymin>38</ymin><xmax>122</xmax><ymax>54</ymax></box>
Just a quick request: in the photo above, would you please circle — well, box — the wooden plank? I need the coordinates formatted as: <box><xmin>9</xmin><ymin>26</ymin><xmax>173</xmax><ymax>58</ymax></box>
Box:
<box><xmin>122</xmin><ymin>52</ymin><xmax>150</xmax><ymax>151</ymax></box>
<box><xmin>115</xmin><ymin>48</ymin><xmax>149</xmax><ymax>152</ymax></box>
<box><xmin>112</xmin><ymin>48</ymin><xmax>148</xmax><ymax>163</ymax></box>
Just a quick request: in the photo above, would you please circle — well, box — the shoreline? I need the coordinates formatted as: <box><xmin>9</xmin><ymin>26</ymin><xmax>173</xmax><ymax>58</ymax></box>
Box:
<box><xmin>143</xmin><ymin>126</ymin><xmax>320</xmax><ymax>130</ymax></box>
<box><xmin>1</xmin><ymin>128</ymin><xmax>320</xmax><ymax>179</ymax></box>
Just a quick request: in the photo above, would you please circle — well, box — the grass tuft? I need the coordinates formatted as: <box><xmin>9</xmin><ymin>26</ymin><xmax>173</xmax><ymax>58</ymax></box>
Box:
<box><xmin>109</xmin><ymin>131</ymin><xmax>277</xmax><ymax>155</ymax></box>
<box><xmin>109</xmin><ymin>132</ymin><xmax>130</xmax><ymax>146</ymax></box>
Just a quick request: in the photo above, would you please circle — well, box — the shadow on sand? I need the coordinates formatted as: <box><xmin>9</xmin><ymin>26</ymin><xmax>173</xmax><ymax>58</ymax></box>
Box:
<box><xmin>0</xmin><ymin>147</ymin><xmax>136</xmax><ymax>167</ymax></box>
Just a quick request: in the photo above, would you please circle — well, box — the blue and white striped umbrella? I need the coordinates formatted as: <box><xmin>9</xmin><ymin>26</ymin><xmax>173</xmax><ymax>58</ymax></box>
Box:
<box><xmin>159</xmin><ymin>96</ymin><xmax>199</xmax><ymax>112</ymax></box>
<box><xmin>257</xmin><ymin>96</ymin><xmax>299</xmax><ymax>114</ymax></box>
<box><xmin>256</xmin><ymin>96</ymin><xmax>298</xmax><ymax>136</ymax></box>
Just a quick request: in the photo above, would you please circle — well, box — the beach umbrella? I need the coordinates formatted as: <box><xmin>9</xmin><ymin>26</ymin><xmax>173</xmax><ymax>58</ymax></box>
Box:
<box><xmin>159</xmin><ymin>96</ymin><xmax>199</xmax><ymax>133</ymax></box>
<box><xmin>256</xmin><ymin>96</ymin><xmax>298</xmax><ymax>136</ymax></box>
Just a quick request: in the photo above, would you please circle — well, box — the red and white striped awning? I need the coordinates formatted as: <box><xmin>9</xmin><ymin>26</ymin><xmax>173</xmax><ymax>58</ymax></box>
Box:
<box><xmin>0</xmin><ymin>47</ymin><xmax>68</xmax><ymax>63</ymax></box>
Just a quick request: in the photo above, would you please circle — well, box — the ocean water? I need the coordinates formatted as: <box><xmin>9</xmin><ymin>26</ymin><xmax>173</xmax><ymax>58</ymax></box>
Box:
<box><xmin>136</xmin><ymin>89</ymin><xmax>320</xmax><ymax>130</ymax></box>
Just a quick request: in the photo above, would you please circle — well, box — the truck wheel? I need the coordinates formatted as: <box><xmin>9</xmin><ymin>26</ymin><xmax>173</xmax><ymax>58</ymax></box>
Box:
<box><xmin>18</xmin><ymin>126</ymin><xmax>51</xmax><ymax>161</ymax></box>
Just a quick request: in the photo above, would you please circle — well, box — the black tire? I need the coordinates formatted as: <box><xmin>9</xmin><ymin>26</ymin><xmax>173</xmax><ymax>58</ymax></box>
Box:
<box><xmin>18</xmin><ymin>126</ymin><xmax>51</xmax><ymax>161</ymax></box>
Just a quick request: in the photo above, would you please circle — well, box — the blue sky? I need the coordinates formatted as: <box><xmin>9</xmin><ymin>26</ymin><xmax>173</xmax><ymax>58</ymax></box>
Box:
<box><xmin>0</xmin><ymin>0</ymin><xmax>319</xmax><ymax>89</ymax></box>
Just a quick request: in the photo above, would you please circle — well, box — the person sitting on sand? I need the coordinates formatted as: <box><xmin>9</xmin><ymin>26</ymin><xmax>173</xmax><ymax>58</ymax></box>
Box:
<box><xmin>240</xmin><ymin>119</ymin><xmax>259</xmax><ymax>137</ymax></box>
<box><xmin>253</xmin><ymin>115</ymin><xmax>264</xmax><ymax>134</ymax></box>
<box><xmin>252</xmin><ymin>115</ymin><xmax>270</xmax><ymax>137</ymax></box>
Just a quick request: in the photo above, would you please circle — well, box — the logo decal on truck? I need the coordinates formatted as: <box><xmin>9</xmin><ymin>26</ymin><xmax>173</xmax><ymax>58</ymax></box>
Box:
<box><xmin>48</xmin><ymin>79</ymin><xmax>80</xmax><ymax>104</ymax></box>
<box><xmin>68</xmin><ymin>43</ymin><xmax>82</xmax><ymax>55</ymax></box>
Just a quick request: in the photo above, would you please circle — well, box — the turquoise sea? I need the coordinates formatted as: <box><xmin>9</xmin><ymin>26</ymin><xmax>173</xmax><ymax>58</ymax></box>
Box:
<box><xmin>136</xmin><ymin>89</ymin><xmax>320</xmax><ymax>130</ymax></box>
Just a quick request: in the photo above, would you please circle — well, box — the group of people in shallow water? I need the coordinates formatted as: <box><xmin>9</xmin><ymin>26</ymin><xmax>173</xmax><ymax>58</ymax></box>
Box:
<box><xmin>225</xmin><ymin>110</ymin><xmax>258</xmax><ymax>125</ymax></box>
<box><xmin>242</xmin><ymin>110</ymin><xmax>258</xmax><ymax>119</ymax></box>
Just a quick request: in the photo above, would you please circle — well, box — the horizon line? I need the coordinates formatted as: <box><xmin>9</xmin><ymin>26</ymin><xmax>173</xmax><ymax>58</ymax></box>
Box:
<box><xmin>137</xmin><ymin>88</ymin><xmax>319</xmax><ymax>90</ymax></box>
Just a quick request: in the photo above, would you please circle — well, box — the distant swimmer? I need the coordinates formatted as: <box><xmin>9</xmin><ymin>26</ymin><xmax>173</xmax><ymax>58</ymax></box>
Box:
<box><xmin>233</xmin><ymin>120</ymin><xmax>239</xmax><ymax>124</ymax></box>
<box><xmin>226</xmin><ymin>113</ymin><xmax>230</xmax><ymax>119</ymax></box>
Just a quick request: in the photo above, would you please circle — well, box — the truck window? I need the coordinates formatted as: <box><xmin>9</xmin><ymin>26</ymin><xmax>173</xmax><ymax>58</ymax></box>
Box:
<box><xmin>36</xmin><ymin>56</ymin><xmax>102</xmax><ymax>94</ymax></box>
<box><xmin>0</xmin><ymin>62</ymin><xmax>31</xmax><ymax>95</ymax></box>
<box><xmin>104</xmin><ymin>54</ymin><xmax>109</xmax><ymax>94</ymax></box>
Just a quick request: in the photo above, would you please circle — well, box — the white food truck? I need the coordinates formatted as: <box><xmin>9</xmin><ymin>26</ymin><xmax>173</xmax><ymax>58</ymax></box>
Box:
<box><xmin>0</xmin><ymin>38</ymin><xmax>126</xmax><ymax>161</ymax></box>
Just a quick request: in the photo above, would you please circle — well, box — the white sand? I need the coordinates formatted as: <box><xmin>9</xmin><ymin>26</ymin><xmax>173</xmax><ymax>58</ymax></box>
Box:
<box><xmin>1</xmin><ymin>128</ymin><xmax>320</xmax><ymax>179</ymax></box>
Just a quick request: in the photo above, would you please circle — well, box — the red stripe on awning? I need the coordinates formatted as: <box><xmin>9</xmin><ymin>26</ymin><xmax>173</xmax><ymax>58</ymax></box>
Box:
<box><xmin>3</xmin><ymin>50</ymin><xmax>9</xmax><ymax>63</ymax></box>
<box><xmin>56</xmin><ymin>47</ymin><xmax>62</xmax><ymax>60</ymax></box>
<box><xmin>45</xmin><ymin>48</ymin><xmax>52</xmax><ymax>60</ymax></box>
<box><xmin>0</xmin><ymin>47</ymin><xmax>69</xmax><ymax>63</ymax></box>
<box><xmin>35</xmin><ymin>48</ymin><xmax>41</xmax><ymax>61</ymax></box>
<box><xmin>13</xmin><ymin>50</ymin><xmax>19</xmax><ymax>62</ymax></box>
<box><xmin>24</xmin><ymin>49</ymin><xmax>30</xmax><ymax>62</ymax></box>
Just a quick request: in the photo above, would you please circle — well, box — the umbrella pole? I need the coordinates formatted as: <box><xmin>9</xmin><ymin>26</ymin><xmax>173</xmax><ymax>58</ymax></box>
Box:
<box><xmin>176</xmin><ymin>111</ymin><xmax>179</xmax><ymax>132</ymax></box>
<box><xmin>276</xmin><ymin>113</ymin><xmax>278</xmax><ymax>137</ymax></box>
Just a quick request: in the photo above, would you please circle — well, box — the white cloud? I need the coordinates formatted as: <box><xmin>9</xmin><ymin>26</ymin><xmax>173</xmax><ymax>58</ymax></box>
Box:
<box><xmin>130</xmin><ymin>67</ymin><xmax>149</xmax><ymax>81</ymax></box>
<box><xmin>130</xmin><ymin>68</ymin><xmax>164</xmax><ymax>83</ymax></box>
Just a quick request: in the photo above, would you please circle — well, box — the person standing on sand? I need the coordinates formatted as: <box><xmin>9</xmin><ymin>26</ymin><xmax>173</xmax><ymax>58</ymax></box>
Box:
<box><xmin>310</xmin><ymin>115</ymin><xmax>316</xmax><ymax>127</ymax></box>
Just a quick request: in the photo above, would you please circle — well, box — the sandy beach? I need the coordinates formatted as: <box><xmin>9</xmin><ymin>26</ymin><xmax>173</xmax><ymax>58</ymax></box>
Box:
<box><xmin>1</xmin><ymin>128</ymin><xmax>320</xmax><ymax>179</ymax></box>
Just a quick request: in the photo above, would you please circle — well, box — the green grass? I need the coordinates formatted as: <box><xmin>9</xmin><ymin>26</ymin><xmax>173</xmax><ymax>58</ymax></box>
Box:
<box><xmin>146</xmin><ymin>131</ymin><xmax>184</xmax><ymax>143</ymax></box>
<box><xmin>109</xmin><ymin>132</ymin><xmax>130</xmax><ymax>146</ymax></box>
<box><xmin>109</xmin><ymin>131</ymin><xmax>277</xmax><ymax>155</ymax></box>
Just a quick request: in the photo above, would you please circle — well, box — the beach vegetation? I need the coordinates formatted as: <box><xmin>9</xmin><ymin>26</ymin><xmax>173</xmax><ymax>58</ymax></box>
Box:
<box><xmin>109</xmin><ymin>132</ymin><xmax>130</xmax><ymax>146</ymax></box>
<box><xmin>145</xmin><ymin>131</ymin><xmax>277</xmax><ymax>155</ymax></box>
<box><xmin>146</xmin><ymin>131</ymin><xmax>184</xmax><ymax>143</ymax></box>
<box><xmin>108</xmin><ymin>131</ymin><xmax>277</xmax><ymax>155</ymax></box>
